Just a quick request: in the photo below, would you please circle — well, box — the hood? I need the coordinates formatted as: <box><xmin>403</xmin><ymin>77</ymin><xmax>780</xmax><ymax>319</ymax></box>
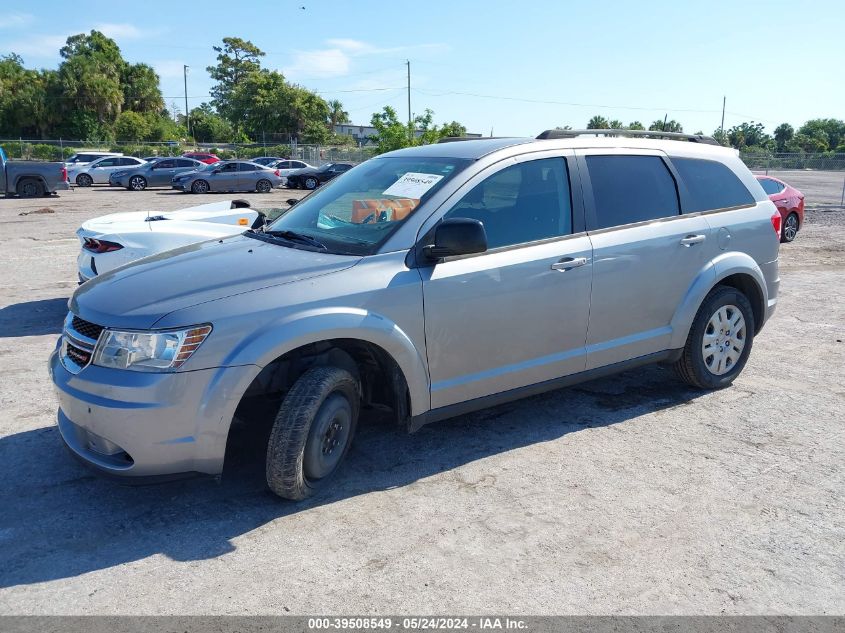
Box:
<box><xmin>71</xmin><ymin>234</ymin><xmax>361</xmax><ymax>329</ymax></box>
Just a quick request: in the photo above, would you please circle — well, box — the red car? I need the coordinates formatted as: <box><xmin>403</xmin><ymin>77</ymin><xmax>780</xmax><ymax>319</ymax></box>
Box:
<box><xmin>756</xmin><ymin>175</ymin><xmax>804</xmax><ymax>243</ymax></box>
<box><xmin>182</xmin><ymin>152</ymin><xmax>220</xmax><ymax>165</ymax></box>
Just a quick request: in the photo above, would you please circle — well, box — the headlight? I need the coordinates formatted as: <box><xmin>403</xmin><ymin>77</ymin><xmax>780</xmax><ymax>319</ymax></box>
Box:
<box><xmin>93</xmin><ymin>325</ymin><xmax>212</xmax><ymax>372</ymax></box>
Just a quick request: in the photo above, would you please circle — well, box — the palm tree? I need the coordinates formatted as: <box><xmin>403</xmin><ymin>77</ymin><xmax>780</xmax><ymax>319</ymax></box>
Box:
<box><xmin>587</xmin><ymin>115</ymin><xmax>609</xmax><ymax>129</ymax></box>
<box><xmin>327</xmin><ymin>99</ymin><xmax>350</xmax><ymax>130</ymax></box>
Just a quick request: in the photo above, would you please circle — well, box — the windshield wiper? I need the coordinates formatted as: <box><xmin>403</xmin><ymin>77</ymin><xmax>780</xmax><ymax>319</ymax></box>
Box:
<box><xmin>264</xmin><ymin>229</ymin><xmax>327</xmax><ymax>250</ymax></box>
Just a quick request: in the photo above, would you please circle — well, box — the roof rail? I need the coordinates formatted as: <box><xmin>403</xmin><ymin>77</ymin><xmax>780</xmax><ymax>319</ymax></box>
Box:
<box><xmin>536</xmin><ymin>129</ymin><xmax>721</xmax><ymax>146</ymax></box>
<box><xmin>436</xmin><ymin>136</ymin><xmax>510</xmax><ymax>143</ymax></box>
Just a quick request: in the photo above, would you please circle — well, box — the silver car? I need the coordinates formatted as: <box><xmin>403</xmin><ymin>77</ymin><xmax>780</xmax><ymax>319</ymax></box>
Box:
<box><xmin>172</xmin><ymin>160</ymin><xmax>284</xmax><ymax>194</ymax></box>
<box><xmin>110</xmin><ymin>157</ymin><xmax>204</xmax><ymax>190</ymax></box>
<box><xmin>50</xmin><ymin>130</ymin><xmax>780</xmax><ymax>500</ymax></box>
<box><xmin>69</xmin><ymin>155</ymin><xmax>147</xmax><ymax>187</ymax></box>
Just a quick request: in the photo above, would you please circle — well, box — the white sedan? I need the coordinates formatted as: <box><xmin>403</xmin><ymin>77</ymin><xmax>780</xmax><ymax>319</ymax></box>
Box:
<box><xmin>76</xmin><ymin>200</ymin><xmax>280</xmax><ymax>282</ymax></box>
<box><xmin>69</xmin><ymin>155</ymin><xmax>147</xmax><ymax>187</ymax></box>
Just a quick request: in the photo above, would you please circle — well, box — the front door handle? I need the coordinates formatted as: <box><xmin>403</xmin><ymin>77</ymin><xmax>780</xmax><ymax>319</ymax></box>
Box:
<box><xmin>680</xmin><ymin>234</ymin><xmax>706</xmax><ymax>247</ymax></box>
<box><xmin>551</xmin><ymin>257</ymin><xmax>588</xmax><ymax>271</ymax></box>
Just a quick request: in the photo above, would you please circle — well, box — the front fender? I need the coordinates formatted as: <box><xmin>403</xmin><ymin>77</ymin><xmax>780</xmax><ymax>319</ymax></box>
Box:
<box><xmin>221</xmin><ymin>307</ymin><xmax>431</xmax><ymax>416</ymax></box>
<box><xmin>669</xmin><ymin>252</ymin><xmax>767</xmax><ymax>349</ymax></box>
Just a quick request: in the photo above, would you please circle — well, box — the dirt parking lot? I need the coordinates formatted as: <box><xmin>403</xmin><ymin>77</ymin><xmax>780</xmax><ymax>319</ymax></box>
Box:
<box><xmin>0</xmin><ymin>174</ymin><xmax>843</xmax><ymax>615</ymax></box>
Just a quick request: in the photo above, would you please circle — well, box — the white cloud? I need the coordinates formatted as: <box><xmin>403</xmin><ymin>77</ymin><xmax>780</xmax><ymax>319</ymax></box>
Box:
<box><xmin>0</xmin><ymin>12</ymin><xmax>34</xmax><ymax>30</ymax></box>
<box><xmin>2</xmin><ymin>34</ymin><xmax>67</xmax><ymax>59</ymax></box>
<box><xmin>284</xmin><ymin>48</ymin><xmax>351</xmax><ymax>79</ymax></box>
<box><xmin>326</xmin><ymin>39</ymin><xmax>374</xmax><ymax>54</ymax></box>
<box><xmin>153</xmin><ymin>60</ymin><xmax>186</xmax><ymax>79</ymax></box>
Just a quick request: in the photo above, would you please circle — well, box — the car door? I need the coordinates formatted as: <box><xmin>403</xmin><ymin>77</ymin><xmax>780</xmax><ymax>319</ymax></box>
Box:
<box><xmin>210</xmin><ymin>162</ymin><xmax>239</xmax><ymax>191</ymax></box>
<box><xmin>578</xmin><ymin>150</ymin><xmax>712</xmax><ymax>369</ymax></box>
<box><xmin>237</xmin><ymin>162</ymin><xmax>258</xmax><ymax>190</ymax></box>
<box><xmin>419</xmin><ymin>152</ymin><xmax>593</xmax><ymax>410</ymax></box>
<box><xmin>149</xmin><ymin>159</ymin><xmax>177</xmax><ymax>186</ymax></box>
<box><xmin>90</xmin><ymin>157</ymin><xmax>122</xmax><ymax>183</ymax></box>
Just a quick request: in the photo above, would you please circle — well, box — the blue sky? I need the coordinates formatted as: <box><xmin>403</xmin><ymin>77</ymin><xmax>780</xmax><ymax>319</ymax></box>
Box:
<box><xmin>1</xmin><ymin>0</ymin><xmax>842</xmax><ymax>137</ymax></box>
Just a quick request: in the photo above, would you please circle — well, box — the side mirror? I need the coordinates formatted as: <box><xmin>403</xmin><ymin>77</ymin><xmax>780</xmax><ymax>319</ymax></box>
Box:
<box><xmin>424</xmin><ymin>218</ymin><xmax>487</xmax><ymax>260</ymax></box>
<box><xmin>286</xmin><ymin>198</ymin><xmax>299</xmax><ymax>207</ymax></box>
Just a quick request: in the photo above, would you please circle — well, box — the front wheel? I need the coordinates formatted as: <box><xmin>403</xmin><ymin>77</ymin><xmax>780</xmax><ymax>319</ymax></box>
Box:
<box><xmin>674</xmin><ymin>285</ymin><xmax>755</xmax><ymax>389</ymax></box>
<box><xmin>128</xmin><ymin>175</ymin><xmax>147</xmax><ymax>191</ymax></box>
<box><xmin>191</xmin><ymin>179</ymin><xmax>209</xmax><ymax>194</ymax></box>
<box><xmin>304</xmin><ymin>176</ymin><xmax>319</xmax><ymax>190</ymax></box>
<box><xmin>266</xmin><ymin>366</ymin><xmax>360</xmax><ymax>500</ymax></box>
<box><xmin>781</xmin><ymin>212</ymin><xmax>799</xmax><ymax>243</ymax></box>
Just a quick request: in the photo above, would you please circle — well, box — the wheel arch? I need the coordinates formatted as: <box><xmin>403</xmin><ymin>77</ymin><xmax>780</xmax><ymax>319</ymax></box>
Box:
<box><xmin>670</xmin><ymin>253</ymin><xmax>769</xmax><ymax>348</ymax></box>
<box><xmin>13</xmin><ymin>173</ymin><xmax>48</xmax><ymax>190</ymax></box>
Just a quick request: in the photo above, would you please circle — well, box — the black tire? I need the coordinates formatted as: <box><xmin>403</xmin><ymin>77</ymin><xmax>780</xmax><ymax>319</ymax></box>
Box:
<box><xmin>191</xmin><ymin>179</ymin><xmax>209</xmax><ymax>194</ymax></box>
<box><xmin>781</xmin><ymin>212</ymin><xmax>799</xmax><ymax>243</ymax></box>
<box><xmin>76</xmin><ymin>173</ymin><xmax>93</xmax><ymax>187</ymax></box>
<box><xmin>304</xmin><ymin>176</ymin><xmax>319</xmax><ymax>190</ymax></box>
<box><xmin>16</xmin><ymin>178</ymin><xmax>44</xmax><ymax>198</ymax></box>
<box><xmin>256</xmin><ymin>178</ymin><xmax>272</xmax><ymax>193</ymax></box>
<box><xmin>266</xmin><ymin>366</ymin><xmax>360</xmax><ymax>500</ymax></box>
<box><xmin>674</xmin><ymin>285</ymin><xmax>755</xmax><ymax>389</ymax></box>
<box><xmin>128</xmin><ymin>175</ymin><xmax>147</xmax><ymax>191</ymax></box>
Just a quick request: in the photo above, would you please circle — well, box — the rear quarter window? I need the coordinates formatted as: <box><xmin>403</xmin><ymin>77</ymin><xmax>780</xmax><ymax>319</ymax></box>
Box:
<box><xmin>672</xmin><ymin>157</ymin><xmax>755</xmax><ymax>212</ymax></box>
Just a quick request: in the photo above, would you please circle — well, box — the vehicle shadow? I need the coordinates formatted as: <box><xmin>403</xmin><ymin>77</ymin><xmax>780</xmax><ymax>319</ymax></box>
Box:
<box><xmin>0</xmin><ymin>364</ymin><xmax>702</xmax><ymax>588</ymax></box>
<box><xmin>0</xmin><ymin>297</ymin><xmax>68</xmax><ymax>337</ymax></box>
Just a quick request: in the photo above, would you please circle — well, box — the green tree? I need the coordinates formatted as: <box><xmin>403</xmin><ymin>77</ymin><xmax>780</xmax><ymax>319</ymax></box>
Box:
<box><xmin>608</xmin><ymin>119</ymin><xmax>624</xmax><ymax>129</ymax></box>
<box><xmin>587</xmin><ymin>115</ymin><xmax>609</xmax><ymax>129</ymax></box>
<box><xmin>440</xmin><ymin>121</ymin><xmax>467</xmax><ymax>138</ymax></box>
<box><xmin>796</xmin><ymin>119</ymin><xmax>845</xmax><ymax>152</ymax></box>
<box><xmin>726</xmin><ymin>121</ymin><xmax>771</xmax><ymax>150</ymax></box>
<box><xmin>58</xmin><ymin>31</ymin><xmax>125</xmax><ymax>127</ymax></box>
<box><xmin>773</xmin><ymin>123</ymin><xmax>794</xmax><ymax>152</ymax></box>
<box><xmin>121</xmin><ymin>63</ymin><xmax>164</xmax><ymax>113</ymax></box>
<box><xmin>627</xmin><ymin>121</ymin><xmax>645</xmax><ymax>130</ymax></box>
<box><xmin>207</xmin><ymin>37</ymin><xmax>265</xmax><ymax>132</ymax></box>
<box><xmin>114</xmin><ymin>110</ymin><xmax>152</xmax><ymax>141</ymax></box>
<box><xmin>188</xmin><ymin>103</ymin><xmax>234</xmax><ymax>142</ymax></box>
<box><xmin>649</xmin><ymin>119</ymin><xmax>683</xmax><ymax>133</ymax></box>
<box><xmin>370</xmin><ymin>106</ymin><xmax>411</xmax><ymax>153</ymax></box>
<box><xmin>327</xmin><ymin>99</ymin><xmax>350</xmax><ymax>129</ymax></box>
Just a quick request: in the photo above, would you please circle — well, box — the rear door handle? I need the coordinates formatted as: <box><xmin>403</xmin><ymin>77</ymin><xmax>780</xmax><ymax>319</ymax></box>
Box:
<box><xmin>551</xmin><ymin>257</ymin><xmax>588</xmax><ymax>271</ymax></box>
<box><xmin>680</xmin><ymin>234</ymin><xmax>706</xmax><ymax>247</ymax></box>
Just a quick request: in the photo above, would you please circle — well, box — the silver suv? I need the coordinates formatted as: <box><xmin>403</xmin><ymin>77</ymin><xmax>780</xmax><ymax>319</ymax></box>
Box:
<box><xmin>50</xmin><ymin>130</ymin><xmax>780</xmax><ymax>500</ymax></box>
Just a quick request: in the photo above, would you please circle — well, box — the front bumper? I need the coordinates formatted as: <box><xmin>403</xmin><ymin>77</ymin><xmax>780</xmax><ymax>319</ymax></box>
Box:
<box><xmin>50</xmin><ymin>347</ymin><xmax>259</xmax><ymax>478</ymax></box>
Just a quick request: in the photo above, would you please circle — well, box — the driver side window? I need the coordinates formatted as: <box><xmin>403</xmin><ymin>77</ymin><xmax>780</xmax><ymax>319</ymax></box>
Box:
<box><xmin>443</xmin><ymin>158</ymin><xmax>572</xmax><ymax>249</ymax></box>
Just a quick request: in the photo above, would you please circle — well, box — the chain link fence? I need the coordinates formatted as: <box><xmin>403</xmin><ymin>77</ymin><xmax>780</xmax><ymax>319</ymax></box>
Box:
<box><xmin>0</xmin><ymin>138</ymin><xmax>378</xmax><ymax>166</ymax></box>
<box><xmin>740</xmin><ymin>151</ymin><xmax>845</xmax><ymax>171</ymax></box>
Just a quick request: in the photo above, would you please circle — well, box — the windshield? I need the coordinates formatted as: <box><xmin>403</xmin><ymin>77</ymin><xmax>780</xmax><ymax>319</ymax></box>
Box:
<box><xmin>262</xmin><ymin>156</ymin><xmax>471</xmax><ymax>255</ymax></box>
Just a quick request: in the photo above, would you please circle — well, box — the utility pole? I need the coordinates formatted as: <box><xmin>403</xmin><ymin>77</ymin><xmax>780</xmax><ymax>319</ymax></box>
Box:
<box><xmin>406</xmin><ymin>60</ymin><xmax>412</xmax><ymax>142</ymax></box>
<box><xmin>719</xmin><ymin>96</ymin><xmax>726</xmax><ymax>137</ymax></box>
<box><xmin>662</xmin><ymin>113</ymin><xmax>668</xmax><ymax>132</ymax></box>
<box><xmin>183</xmin><ymin>65</ymin><xmax>191</xmax><ymax>139</ymax></box>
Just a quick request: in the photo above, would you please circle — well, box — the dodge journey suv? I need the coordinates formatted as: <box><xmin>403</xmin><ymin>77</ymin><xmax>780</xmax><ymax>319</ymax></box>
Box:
<box><xmin>51</xmin><ymin>130</ymin><xmax>780</xmax><ymax>500</ymax></box>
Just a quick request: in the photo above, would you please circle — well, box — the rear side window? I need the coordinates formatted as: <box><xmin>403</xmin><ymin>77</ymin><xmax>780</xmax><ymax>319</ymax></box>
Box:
<box><xmin>758</xmin><ymin>177</ymin><xmax>785</xmax><ymax>195</ymax></box>
<box><xmin>673</xmin><ymin>157</ymin><xmax>755</xmax><ymax>212</ymax></box>
<box><xmin>586</xmin><ymin>155</ymin><xmax>679</xmax><ymax>229</ymax></box>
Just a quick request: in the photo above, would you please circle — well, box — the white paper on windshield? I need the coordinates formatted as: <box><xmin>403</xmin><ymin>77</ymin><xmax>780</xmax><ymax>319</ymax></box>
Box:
<box><xmin>383</xmin><ymin>172</ymin><xmax>444</xmax><ymax>199</ymax></box>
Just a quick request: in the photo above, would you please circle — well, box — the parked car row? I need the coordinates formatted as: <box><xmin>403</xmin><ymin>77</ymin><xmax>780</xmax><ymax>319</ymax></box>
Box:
<box><xmin>55</xmin><ymin>131</ymin><xmax>791</xmax><ymax>501</ymax></box>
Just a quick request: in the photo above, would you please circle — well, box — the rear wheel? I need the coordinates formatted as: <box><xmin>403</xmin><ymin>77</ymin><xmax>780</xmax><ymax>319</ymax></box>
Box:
<box><xmin>76</xmin><ymin>173</ymin><xmax>93</xmax><ymax>187</ymax></box>
<box><xmin>191</xmin><ymin>179</ymin><xmax>209</xmax><ymax>194</ymax></box>
<box><xmin>304</xmin><ymin>176</ymin><xmax>319</xmax><ymax>190</ymax></box>
<box><xmin>128</xmin><ymin>175</ymin><xmax>147</xmax><ymax>191</ymax></box>
<box><xmin>674</xmin><ymin>285</ymin><xmax>755</xmax><ymax>389</ymax></box>
<box><xmin>781</xmin><ymin>212</ymin><xmax>799</xmax><ymax>243</ymax></box>
<box><xmin>256</xmin><ymin>178</ymin><xmax>272</xmax><ymax>193</ymax></box>
<box><xmin>16</xmin><ymin>178</ymin><xmax>44</xmax><ymax>198</ymax></box>
<box><xmin>265</xmin><ymin>366</ymin><xmax>360</xmax><ymax>500</ymax></box>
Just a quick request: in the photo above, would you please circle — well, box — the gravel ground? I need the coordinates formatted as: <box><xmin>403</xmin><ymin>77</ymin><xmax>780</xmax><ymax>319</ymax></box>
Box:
<box><xmin>0</xmin><ymin>174</ymin><xmax>843</xmax><ymax>615</ymax></box>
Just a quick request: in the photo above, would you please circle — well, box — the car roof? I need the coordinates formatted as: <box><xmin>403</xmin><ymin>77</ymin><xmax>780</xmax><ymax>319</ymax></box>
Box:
<box><xmin>379</xmin><ymin>135</ymin><xmax>738</xmax><ymax>161</ymax></box>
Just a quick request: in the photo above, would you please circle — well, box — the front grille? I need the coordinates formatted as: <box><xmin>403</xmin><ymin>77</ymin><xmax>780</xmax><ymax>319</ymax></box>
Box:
<box><xmin>71</xmin><ymin>316</ymin><xmax>104</xmax><ymax>341</ymax></box>
<box><xmin>66</xmin><ymin>342</ymin><xmax>92</xmax><ymax>366</ymax></box>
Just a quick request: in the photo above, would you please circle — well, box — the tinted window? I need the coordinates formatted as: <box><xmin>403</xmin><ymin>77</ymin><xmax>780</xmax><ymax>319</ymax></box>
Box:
<box><xmin>239</xmin><ymin>163</ymin><xmax>258</xmax><ymax>172</ymax></box>
<box><xmin>757</xmin><ymin>177</ymin><xmax>785</xmax><ymax>196</ymax></box>
<box><xmin>292</xmin><ymin>161</ymin><xmax>306</xmax><ymax>168</ymax></box>
<box><xmin>121</xmin><ymin>157</ymin><xmax>143</xmax><ymax>166</ymax></box>
<box><xmin>278</xmin><ymin>161</ymin><xmax>292</xmax><ymax>169</ymax></box>
<box><xmin>444</xmin><ymin>158</ymin><xmax>572</xmax><ymax>249</ymax></box>
<box><xmin>220</xmin><ymin>163</ymin><xmax>238</xmax><ymax>172</ymax></box>
<box><xmin>673</xmin><ymin>157</ymin><xmax>756</xmax><ymax>212</ymax></box>
<box><xmin>96</xmin><ymin>157</ymin><xmax>121</xmax><ymax>167</ymax></box>
<box><xmin>177</xmin><ymin>159</ymin><xmax>198</xmax><ymax>168</ymax></box>
<box><xmin>586</xmin><ymin>155</ymin><xmax>679</xmax><ymax>229</ymax></box>
<box><xmin>154</xmin><ymin>159</ymin><xmax>176</xmax><ymax>169</ymax></box>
